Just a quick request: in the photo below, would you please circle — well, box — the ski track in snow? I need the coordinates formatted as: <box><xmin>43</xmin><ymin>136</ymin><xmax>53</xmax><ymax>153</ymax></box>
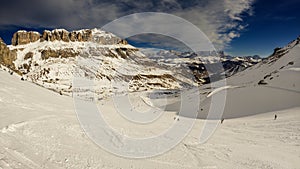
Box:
<box><xmin>206</xmin><ymin>85</ymin><xmax>238</xmax><ymax>97</ymax></box>
<box><xmin>288</xmin><ymin>67</ymin><xmax>300</xmax><ymax>71</ymax></box>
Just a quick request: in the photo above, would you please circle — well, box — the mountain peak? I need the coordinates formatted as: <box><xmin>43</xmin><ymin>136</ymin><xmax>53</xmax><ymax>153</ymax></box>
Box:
<box><xmin>11</xmin><ymin>28</ymin><xmax>128</xmax><ymax>46</ymax></box>
<box><xmin>268</xmin><ymin>36</ymin><xmax>300</xmax><ymax>60</ymax></box>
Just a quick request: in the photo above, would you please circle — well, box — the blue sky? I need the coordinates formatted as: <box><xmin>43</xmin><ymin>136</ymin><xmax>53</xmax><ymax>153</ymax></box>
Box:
<box><xmin>0</xmin><ymin>0</ymin><xmax>299</xmax><ymax>57</ymax></box>
<box><xmin>226</xmin><ymin>0</ymin><xmax>300</xmax><ymax>57</ymax></box>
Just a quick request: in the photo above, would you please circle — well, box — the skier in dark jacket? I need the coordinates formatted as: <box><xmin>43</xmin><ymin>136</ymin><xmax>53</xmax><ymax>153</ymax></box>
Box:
<box><xmin>221</xmin><ymin>118</ymin><xmax>225</xmax><ymax>124</ymax></box>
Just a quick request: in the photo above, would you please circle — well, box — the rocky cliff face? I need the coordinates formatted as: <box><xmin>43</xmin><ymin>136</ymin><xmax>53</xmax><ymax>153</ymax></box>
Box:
<box><xmin>11</xmin><ymin>29</ymin><xmax>128</xmax><ymax>46</ymax></box>
<box><xmin>40</xmin><ymin>29</ymin><xmax>92</xmax><ymax>43</ymax></box>
<box><xmin>0</xmin><ymin>38</ymin><xmax>17</xmax><ymax>70</ymax></box>
<box><xmin>41</xmin><ymin>48</ymin><xmax>79</xmax><ymax>60</ymax></box>
<box><xmin>11</xmin><ymin>31</ymin><xmax>40</xmax><ymax>45</ymax></box>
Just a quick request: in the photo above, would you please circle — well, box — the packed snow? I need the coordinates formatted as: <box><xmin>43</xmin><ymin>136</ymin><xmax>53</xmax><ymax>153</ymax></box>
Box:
<box><xmin>0</xmin><ymin>66</ymin><xmax>299</xmax><ymax>168</ymax></box>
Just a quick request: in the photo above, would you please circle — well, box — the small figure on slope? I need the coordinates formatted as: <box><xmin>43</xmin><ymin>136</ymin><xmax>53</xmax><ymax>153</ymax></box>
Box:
<box><xmin>221</xmin><ymin>118</ymin><xmax>225</xmax><ymax>124</ymax></box>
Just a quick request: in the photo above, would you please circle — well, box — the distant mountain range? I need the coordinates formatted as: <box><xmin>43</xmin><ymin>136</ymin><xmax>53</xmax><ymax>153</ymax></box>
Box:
<box><xmin>0</xmin><ymin>29</ymin><xmax>298</xmax><ymax>98</ymax></box>
<box><xmin>141</xmin><ymin>48</ymin><xmax>262</xmax><ymax>83</ymax></box>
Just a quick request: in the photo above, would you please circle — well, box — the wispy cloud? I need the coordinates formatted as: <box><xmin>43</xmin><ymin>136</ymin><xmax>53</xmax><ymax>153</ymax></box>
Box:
<box><xmin>0</xmin><ymin>0</ymin><xmax>254</xmax><ymax>49</ymax></box>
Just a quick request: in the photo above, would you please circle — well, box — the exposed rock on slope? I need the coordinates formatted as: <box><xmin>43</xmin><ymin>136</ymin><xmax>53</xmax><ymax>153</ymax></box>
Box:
<box><xmin>40</xmin><ymin>49</ymin><xmax>79</xmax><ymax>60</ymax></box>
<box><xmin>11</xmin><ymin>31</ymin><xmax>40</xmax><ymax>45</ymax></box>
<box><xmin>0</xmin><ymin>38</ymin><xmax>17</xmax><ymax>70</ymax></box>
<box><xmin>40</xmin><ymin>29</ymin><xmax>92</xmax><ymax>43</ymax></box>
<box><xmin>11</xmin><ymin>29</ymin><xmax>127</xmax><ymax>46</ymax></box>
<box><xmin>263</xmin><ymin>35</ymin><xmax>300</xmax><ymax>64</ymax></box>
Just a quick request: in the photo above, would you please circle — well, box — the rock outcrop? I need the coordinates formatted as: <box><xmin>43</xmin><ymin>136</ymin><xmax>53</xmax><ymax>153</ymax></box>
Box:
<box><xmin>264</xmin><ymin>35</ymin><xmax>300</xmax><ymax>65</ymax></box>
<box><xmin>11</xmin><ymin>31</ymin><xmax>41</xmax><ymax>45</ymax></box>
<box><xmin>41</xmin><ymin>48</ymin><xmax>79</xmax><ymax>60</ymax></box>
<box><xmin>118</xmin><ymin>39</ymin><xmax>128</xmax><ymax>45</ymax></box>
<box><xmin>11</xmin><ymin>29</ymin><xmax>128</xmax><ymax>46</ymax></box>
<box><xmin>40</xmin><ymin>29</ymin><xmax>92</xmax><ymax>43</ymax></box>
<box><xmin>0</xmin><ymin>38</ymin><xmax>17</xmax><ymax>70</ymax></box>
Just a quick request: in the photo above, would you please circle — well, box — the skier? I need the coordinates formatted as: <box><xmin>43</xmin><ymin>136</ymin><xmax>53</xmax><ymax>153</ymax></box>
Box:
<box><xmin>221</xmin><ymin>118</ymin><xmax>225</xmax><ymax>124</ymax></box>
<box><xmin>274</xmin><ymin>114</ymin><xmax>277</xmax><ymax>120</ymax></box>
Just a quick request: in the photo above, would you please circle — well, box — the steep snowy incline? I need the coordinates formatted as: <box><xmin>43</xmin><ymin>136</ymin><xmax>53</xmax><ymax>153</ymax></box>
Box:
<box><xmin>0</xmin><ymin>67</ymin><xmax>74</xmax><ymax>129</ymax></box>
<box><xmin>227</xmin><ymin>36</ymin><xmax>300</xmax><ymax>86</ymax></box>
<box><xmin>195</xmin><ymin>37</ymin><xmax>300</xmax><ymax>119</ymax></box>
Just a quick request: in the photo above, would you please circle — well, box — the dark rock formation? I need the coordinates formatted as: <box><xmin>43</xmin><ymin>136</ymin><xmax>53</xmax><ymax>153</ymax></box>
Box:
<box><xmin>41</xmin><ymin>49</ymin><xmax>79</xmax><ymax>60</ymax></box>
<box><xmin>0</xmin><ymin>39</ymin><xmax>17</xmax><ymax>70</ymax></box>
<box><xmin>118</xmin><ymin>39</ymin><xmax>128</xmax><ymax>45</ymax></box>
<box><xmin>11</xmin><ymin>29</ymin><xmax>128</xmax><ymax>46</ymax></box>
<box><xmin>24</xmin><ymin>52</ymin><xmax>34</xmax><ymax>60</ymax></box>
<box><xmin>258</xmin><ymin>80</ymin><xmax>268</xmax><ymax>85</ymax></box>
<box><xmin>40</xmin><ymin>29</ymin><xmax>93</xmax><ymax>43</ymax></box>
<box><xmin>11</xmin><ymin>31</ymin><xmax>41</xmax><ymax>45</ymax></box>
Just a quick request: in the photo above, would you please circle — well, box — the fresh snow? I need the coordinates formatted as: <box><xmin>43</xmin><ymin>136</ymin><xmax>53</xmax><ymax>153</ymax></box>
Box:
<box><xmin>0</xmin><ymin>66</ymin><xmax>299</xmax><ymax>168</ymax></box>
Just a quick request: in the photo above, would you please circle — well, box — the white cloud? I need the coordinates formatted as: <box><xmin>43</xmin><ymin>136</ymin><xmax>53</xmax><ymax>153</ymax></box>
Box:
<box><xmin>0</xmin><ymin>0</ymin><xmax>255</xmax><ymax>50</ymax></box>
<box><xmin>228</xmin><ymin>31</ymin><xmax>240</xmax><ymax>38</ymax></box>
<box><xmin>170</xmin><ymin>0</ymin><xmax>254</xmax><ymax>49</ymax></box>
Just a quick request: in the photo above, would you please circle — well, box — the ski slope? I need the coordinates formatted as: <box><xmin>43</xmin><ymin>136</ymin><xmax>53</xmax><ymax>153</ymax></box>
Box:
<box><xmin>0</xmin><ymin>64</ymin><xmax>299</xmax><ymax>168</ymax></box>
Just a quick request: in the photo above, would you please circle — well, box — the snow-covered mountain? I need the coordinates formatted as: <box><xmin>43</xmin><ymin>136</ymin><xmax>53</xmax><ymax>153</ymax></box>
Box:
<box><xmin>194</xmin><ymin>35</ymin><xmax>300</xmax><ymax>119</ymax></box>
<box><xmin>0</xmin><ymin>29</ymin><xmax>196</xmax><ymax>99</ymax></box>
<box><xmin>141</xmin><ymin>48</ymin><xmax>261</xmax><ymax>83</ymax></box>
<box><xmin>0</xmin><ymin>28</ymin><xmax>266</xmax><ymax>98</ymax></box>
<box><xmin>227</xmin><ymin>35</ymin><xmax>300</xmax><ymax>86</ymax></box>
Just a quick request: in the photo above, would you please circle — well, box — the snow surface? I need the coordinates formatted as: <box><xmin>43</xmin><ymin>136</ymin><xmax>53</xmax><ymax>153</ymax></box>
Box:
<box><xmin>1</xmin><ymin>32</ymin><xmax>299</xmax><ymax>168</ymax></box>
<box><xmin>1</xmin><ymin>42</ymin><xmax>300</xmax><ymax>168</ymax></box>
<box><xmin>206</xmin><ymin>85</ymin><xmax>238</xmax><ymax>98</ymax></box>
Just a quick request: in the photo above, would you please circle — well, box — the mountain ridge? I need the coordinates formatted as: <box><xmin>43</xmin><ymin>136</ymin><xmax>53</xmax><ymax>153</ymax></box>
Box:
<box><xmin>0</xmin><ymin>28</ymin><xmax>194</xmax><ymax>99</ymax></box>
<box><xmin>0</xmin><ymin>29</ymin><xmax>299</xmax><ymax>98</ymax></box>
<box><xmin>10</xmin><ymin>29</ymin><xmax>128</xmax><ymax>46</ymax></box>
